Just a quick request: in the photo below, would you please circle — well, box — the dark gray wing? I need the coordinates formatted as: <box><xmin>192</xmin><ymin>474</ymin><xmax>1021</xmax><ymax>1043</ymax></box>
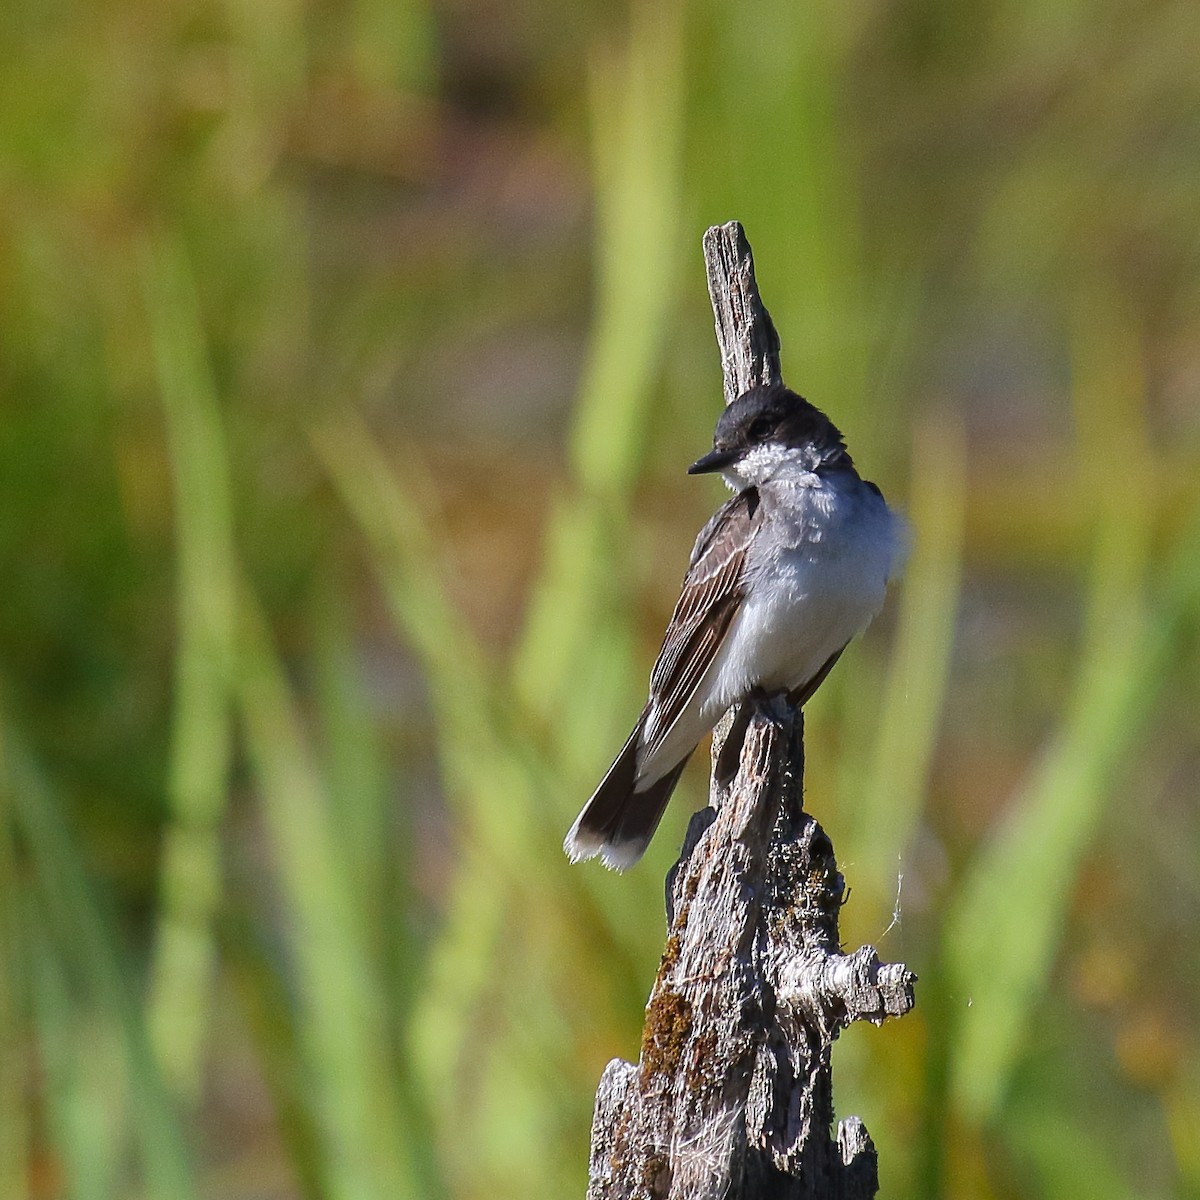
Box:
<box><xmin>641</xmin><ymin>488</ymin><xmax>760</xmax><ymax>758</ymax></box>
<box><xmin>686</xmin><ymin>488</ymin><xmax>754</xmax><ymax>568</ymax></box>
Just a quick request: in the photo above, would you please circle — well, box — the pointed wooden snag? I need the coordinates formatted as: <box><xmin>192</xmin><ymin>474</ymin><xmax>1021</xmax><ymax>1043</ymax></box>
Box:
<box><xmin>584</xmin><ymin>222</ymin><xmax>916</xmax><ymax>1200</ymax></box>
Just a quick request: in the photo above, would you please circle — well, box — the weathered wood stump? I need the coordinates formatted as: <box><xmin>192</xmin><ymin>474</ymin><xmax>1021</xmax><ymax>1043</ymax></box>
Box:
<box><xmin>584</xmin><ymin>223</ymin><xmax>916</xmax><ymax>1200</ymax></box>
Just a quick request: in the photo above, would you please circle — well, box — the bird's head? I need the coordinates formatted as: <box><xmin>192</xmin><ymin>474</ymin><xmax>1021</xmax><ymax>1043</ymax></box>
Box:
<box><xmin>688</xmin><ymin>384</ymin><xmax>850</xmax><ymax>490</ymax></box>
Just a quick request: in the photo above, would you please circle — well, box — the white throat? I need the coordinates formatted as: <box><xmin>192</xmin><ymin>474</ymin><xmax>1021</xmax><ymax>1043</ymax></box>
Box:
<box><xmin>721</xmin><ymin>441</ymin><xmax>823</xmax><ymax>491</ymax></box>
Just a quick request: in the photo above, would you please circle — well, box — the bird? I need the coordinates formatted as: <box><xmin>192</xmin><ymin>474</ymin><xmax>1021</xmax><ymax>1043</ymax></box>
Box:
<box><xmin>564</xmin><ymin>382</ymin><xmax>904</xmax><ymax>871</ymax></box>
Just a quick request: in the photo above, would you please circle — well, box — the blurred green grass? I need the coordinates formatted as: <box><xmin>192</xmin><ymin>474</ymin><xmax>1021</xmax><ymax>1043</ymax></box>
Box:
<box><xmin>1</xmin><ymin>0</ymin><xmax>1199</xmax><ymax>1197</ymax></box>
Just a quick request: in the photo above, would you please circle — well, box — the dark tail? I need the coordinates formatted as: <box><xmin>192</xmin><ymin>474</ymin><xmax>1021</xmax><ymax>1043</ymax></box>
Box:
<box><xmin>564</xmin><ymin>711</ymin><xmax>692</xmax><ymax>871</ymax></box>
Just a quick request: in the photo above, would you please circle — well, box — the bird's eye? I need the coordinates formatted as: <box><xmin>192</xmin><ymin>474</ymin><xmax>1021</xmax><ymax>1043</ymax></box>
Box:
<box><xmin>748</xmin><ymin>416</ymin><xmax>773</xmax><ymax>440</ymax></box>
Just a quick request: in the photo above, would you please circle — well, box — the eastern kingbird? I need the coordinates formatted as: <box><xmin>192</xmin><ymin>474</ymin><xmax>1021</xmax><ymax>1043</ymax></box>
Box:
<box><xmin>564</xmin><ymin>383</ymin><xmax>904</xmax><ymax>870</ymax></box>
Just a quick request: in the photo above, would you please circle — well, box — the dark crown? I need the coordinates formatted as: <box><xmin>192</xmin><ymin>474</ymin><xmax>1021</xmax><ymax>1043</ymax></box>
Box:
<box><xmin>713</xmin><ymin>384</ymin><xmax>847</xmax><ymax>459</ymax></box>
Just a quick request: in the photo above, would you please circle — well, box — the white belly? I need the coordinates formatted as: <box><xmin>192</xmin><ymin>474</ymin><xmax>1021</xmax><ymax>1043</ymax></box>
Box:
<box><xmin>707</xmin><ymin>537</ymin><xmax>887</xmax><ymax>705</ymax></box>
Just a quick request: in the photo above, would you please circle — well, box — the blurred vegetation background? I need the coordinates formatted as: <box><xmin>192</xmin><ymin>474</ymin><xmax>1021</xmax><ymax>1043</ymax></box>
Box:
<box><xmin>1</xmin><ymin>0</ymin><xmax>1199</xmax><ymax>1196</ymax></box>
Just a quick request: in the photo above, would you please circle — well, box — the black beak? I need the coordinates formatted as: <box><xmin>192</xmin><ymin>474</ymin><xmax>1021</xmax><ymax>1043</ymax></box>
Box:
<box><xmin>687</xmin><ymin>447</ymin><xmax>739</xmax><ymax>475</ymax></box>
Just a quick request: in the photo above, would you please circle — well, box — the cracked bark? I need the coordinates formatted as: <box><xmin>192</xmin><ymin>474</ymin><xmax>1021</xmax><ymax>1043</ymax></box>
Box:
<box><xmin>584</xmin><ymin>223</ymin><xmax>915</xmax><ymax>1200</ymax></box>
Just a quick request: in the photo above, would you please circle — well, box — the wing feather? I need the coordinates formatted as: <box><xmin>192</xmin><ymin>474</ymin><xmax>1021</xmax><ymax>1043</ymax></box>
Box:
<box><xmin>641</xmin><ymin>488</ymin><xmax>760</xmax><ymax>758</ymax></box>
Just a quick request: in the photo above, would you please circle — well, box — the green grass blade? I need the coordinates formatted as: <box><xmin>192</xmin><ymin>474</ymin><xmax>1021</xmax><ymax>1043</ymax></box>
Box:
<box><xmin>516</xmin><ymin>0</ymin><xmax>684</xmax><ymax>726</ymax></box>
<box><xmin>314</xmin><ymin>420</ymin><xmax>547</xmax><ymax>867</ymax></box>
<box><xmin>0</xmin><ymin>728</ymin><xmax>30</xmax><ymax>1200</ymax></box>
<box><xmin>308</xmin><ymin>575</ymin><xmax>450</xmax><ymax>1198</ymax></box>
<box><xmin>4</xmin><ymin>731</ymin><xmax>196</xmax><ymax>1199</ymax></box>
<box><xmin>568</xmin><ymin>0</ymin><xmax>684</xmax><ymax>500</ymax></box>
<box><xmin>218</xmin><ymin>913</ymin><xmax>325</xmax><ymax>1200</ymax></box>
<box><xmin>311</xmin><ymin>421</ymin><xmax>497</xmax><ymax>743</ymax></box>
<box><xmin>510</xmin><ymin>495</ymin><xmax>641</xmax><ymax>767</ymax></box>
<box><xmin>142</xmin><ymin>238</ymin><xmax>237</xmax><ymax>1106</ymax></box>
<box><xmin>316</xmin><ymin>419</ymin><xmax>660</xmax><ymax>1194</ymax></box>
<box><xmin>946</xmin><ymin>508</ymin><xmax>1200</xmax><ymax>1121</ymax></box>
<box><xmin>315</xmin><ymin>419</ymin><xmax>543</xmax><ymax>1144</ymax></box>
<box><xmin>855</xmin><ymin>413</ymin><xmax>965</xmax><ymax>887</ymax></box>
<box><xmin>692</xmin><ymin>0</ymin><xmax>868</xmax><ymax>432</ymax></box>
<box><xmin>310</xmin><ymin>569</ymin><xmax>391</xmax><ymax>950</ymax></box>
<box><xmin>943</xmin><ymin>303</ymin><xmax>1195</xmax><ymax>1121</ymax></box>
<box><xmin>501</xmin><ymin>2</ymin><xmax>692</xmax><ymax>974</ymax></box>
<box><xmin>29</xmin><ymin>926</ymin><xmax>126</xmax><ymax>1200</ymax></box>
<box><xmin>235</xmin><ymin>597</ymin><xmax>432</xmax><ymax>1200</ymax></box>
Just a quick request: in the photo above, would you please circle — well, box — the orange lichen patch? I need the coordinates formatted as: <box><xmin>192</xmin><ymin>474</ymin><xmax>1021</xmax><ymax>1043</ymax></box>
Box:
<box><xmin>659</xmin><ymin>932</ymin><xmax>683</xmax><ymax>977</ymax></box>
<box><xmin>641</xmin><ymin>988</ymin><xmax>693</xmax><ymax>1078</ymax></box>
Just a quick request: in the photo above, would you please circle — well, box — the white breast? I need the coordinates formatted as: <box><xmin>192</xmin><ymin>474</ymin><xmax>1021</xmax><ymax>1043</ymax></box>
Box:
<box><xmin>636</xmin><ymin>474</ymin><xmax>902</xmax><ymax>785</ymax></box>
<box><xmin>708</xmin><ymin>477</ymin><xmax>900</xmax><ymax>709</ymax></box>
